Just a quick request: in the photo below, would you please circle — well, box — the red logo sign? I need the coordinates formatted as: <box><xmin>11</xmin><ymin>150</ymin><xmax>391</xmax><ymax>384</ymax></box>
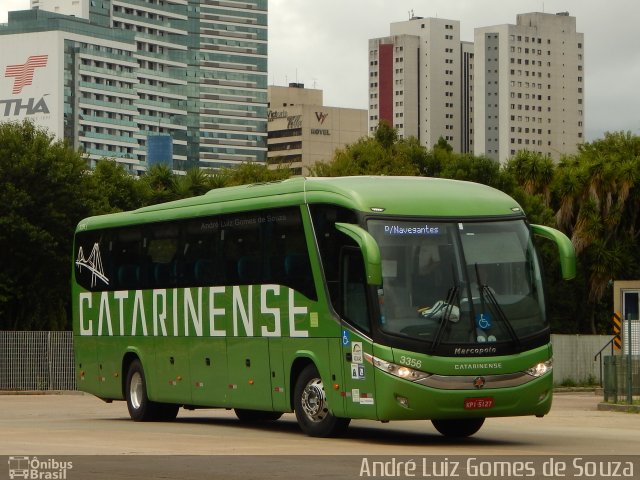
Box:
<box><xmin>5</xmin><ymin>55</ymin><xmax>49</xmax><ymax>94</ymax></box>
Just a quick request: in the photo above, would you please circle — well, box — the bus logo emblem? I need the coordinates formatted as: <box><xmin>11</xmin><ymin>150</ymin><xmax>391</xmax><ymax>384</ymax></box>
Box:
<box><xmin>76</xmin><ymin>243</ymin><xmax>109</xmax><ymax>287</ymax></box>
<box><xmin>473</xmin><ymin>377</ymin><xmax>486</xmax><ymax>389</ymax></box>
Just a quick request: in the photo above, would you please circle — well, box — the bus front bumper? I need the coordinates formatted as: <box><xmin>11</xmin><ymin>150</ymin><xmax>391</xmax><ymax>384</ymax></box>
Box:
<box><xmin>372</xmin><ymin>369</ymin><xmax>553</xmax><ymax>421</ymax></box>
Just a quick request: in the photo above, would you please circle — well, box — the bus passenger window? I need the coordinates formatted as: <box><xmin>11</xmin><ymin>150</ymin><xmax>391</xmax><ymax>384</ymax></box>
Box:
<box><xmin>341</xmin><ymin>248</ymin><xmax>370</xmax><ymax>333</ymax></box>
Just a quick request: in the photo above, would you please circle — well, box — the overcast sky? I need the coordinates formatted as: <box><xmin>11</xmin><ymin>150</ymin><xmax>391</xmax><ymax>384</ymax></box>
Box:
<box><xmin>2</xmin><ymin>0</ymin><xmax>639</xmax><ymax>141</ymax></box>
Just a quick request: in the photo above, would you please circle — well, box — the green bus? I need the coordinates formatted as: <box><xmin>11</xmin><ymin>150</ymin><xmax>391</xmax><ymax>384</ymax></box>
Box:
<box><xmin>72</xmin><ymin>176</ymin><xmax>575</xmax><ymax>437</ymax></box>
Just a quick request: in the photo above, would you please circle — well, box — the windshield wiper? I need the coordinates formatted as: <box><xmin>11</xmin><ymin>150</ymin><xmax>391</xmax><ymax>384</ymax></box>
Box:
<box><xmin>474</xmin><ymin>263</ymin><xmax>520</xmax><ymax>345</ymax></box>
<box><xmin>430</xmin><ymin>284</ymin><xmax>459</xmax><ymax>351</ymax></box>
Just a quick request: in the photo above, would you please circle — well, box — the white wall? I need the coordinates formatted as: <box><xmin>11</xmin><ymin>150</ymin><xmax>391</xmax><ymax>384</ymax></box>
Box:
<box><xmin>551</xmin><ymin>334</ymin><xmax>613</xmax><ymax>385</ymax></box>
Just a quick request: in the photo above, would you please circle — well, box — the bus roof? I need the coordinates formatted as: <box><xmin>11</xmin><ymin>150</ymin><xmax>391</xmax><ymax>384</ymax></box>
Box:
<box><xmin>76</xmin><ymin>176</ymin><xmax>523</xmax><ymax>232</ymax></box>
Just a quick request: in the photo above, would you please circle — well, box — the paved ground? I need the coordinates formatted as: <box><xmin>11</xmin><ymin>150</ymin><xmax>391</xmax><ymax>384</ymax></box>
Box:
<box><xmin>2</xmin><ymin>392</ymin><xmax>639</xmax><ymax>479</ymax></box>
<box><xmin>0</xmin><ymin>391</ymin><xmax>638</xmax><ymax>456</ymax></box>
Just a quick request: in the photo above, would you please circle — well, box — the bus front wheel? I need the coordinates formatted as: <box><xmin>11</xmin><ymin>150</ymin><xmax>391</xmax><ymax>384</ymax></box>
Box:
<box><xmin>431</xmin><ymin>418</ymin><xmax>485</xmax><ymax>437</ymax></box>
<box><xmin>125</xmin><ymin>359</ymin><xmax>178</xmax><ymax>422</ymax></box>
<box><xmin>293</xmin><ymin>364</ymin><xmax>350</xmax><ymax>437</ymax></box>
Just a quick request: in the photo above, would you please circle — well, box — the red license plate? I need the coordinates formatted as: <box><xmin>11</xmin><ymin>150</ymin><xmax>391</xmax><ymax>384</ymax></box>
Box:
<box><xmin>464</xmin><ymin>397</ymin><xmax>494</xmax><ymax>409</ymax></box>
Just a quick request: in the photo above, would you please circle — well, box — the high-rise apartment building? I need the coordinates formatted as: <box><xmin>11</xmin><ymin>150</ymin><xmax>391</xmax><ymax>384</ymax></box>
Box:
<box><xmin>0</xmin><ymin>0</ymin><xmax>267</xmax><ymax>173</ymax></box>
<box><xmin>369</xmin><ymin>12</ymin><xmax>584</xmax><ymax>163</ymax></box>
<box><xmin>369</xmin><ymin>16</ymin><xmax>463</xmax><ymax>152</ymax></box>
<box><xmin>474</xmin><ymin>12</ymin><xmax>584</xmax><ymax>162</ymax></box>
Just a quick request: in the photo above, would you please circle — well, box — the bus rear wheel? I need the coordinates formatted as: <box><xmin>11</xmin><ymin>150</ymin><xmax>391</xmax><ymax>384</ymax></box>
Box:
<box><xmin>126</xmin><ymin>359</ymin><xmax>178</xmax><ymax>422</ymax></box>
<box><xmin>294</xmin><ymin>364</ymin><xmax>350</xmax><ymax>437</ymax></box>
<box><xmin>431</xmin><ymin>418</ymin><xmax>485</xmax><ymax>437</ymax></box>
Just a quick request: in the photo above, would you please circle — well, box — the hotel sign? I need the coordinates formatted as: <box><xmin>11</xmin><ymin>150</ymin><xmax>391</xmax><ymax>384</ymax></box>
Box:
<box><xmin>311</xmin><ymin>111</ymin><xmax>330</xmax><ymax>136</ymax></box>
<box><xmin>268</xmin><ymin>110</ymin><xmax>288</xmax><ymax>122</ymax></box>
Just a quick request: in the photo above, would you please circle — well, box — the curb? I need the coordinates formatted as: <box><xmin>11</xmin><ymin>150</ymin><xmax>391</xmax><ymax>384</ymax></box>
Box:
<box><xmin>597</xmin><ymin>402</ymin><xmax>640</xmax><ymax>413</ymax></box>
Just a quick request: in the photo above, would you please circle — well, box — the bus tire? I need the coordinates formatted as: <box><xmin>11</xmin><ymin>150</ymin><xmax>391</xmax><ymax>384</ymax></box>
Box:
<box><xmin>294</xmin><ymin>364</ymin><xmax>350</xmax><ymax>437</ymax></box>
<box><xmin>234</xmin><ymin>409</ymin><xmax>283</xmax><ymax>422</ymax></box>
<box><xmin>125</xmin><ymin>359</ymin><xmax>161</xmax><ymax>422</ymax></box>
<box><xmin>156</xmin><ymin>404</ymin><xmax>180</xmax><ymax>421</ymax></box>
<box><xmin>431</xmin><ymin>417</ymin><xmax>485</xmax><ymax>437</ymax></box>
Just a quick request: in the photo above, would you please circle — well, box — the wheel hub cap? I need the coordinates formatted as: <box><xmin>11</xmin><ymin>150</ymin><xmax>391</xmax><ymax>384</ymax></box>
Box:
<box><xmin>301</xmin><ymin>378</ymin><xmax>328</xmax><ymax>423</ymax></box>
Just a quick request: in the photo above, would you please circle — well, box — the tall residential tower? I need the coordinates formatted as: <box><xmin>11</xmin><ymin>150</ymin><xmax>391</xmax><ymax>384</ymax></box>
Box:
<box><xmin>369</xmin><ymin>12</ymin><xmax>584</xmax><ymax>163</ymax></box>
<box><xmin>369</xmin><ymin>16</ymin><xmax>464</xmax><ymax>152</ymax></box>
<box><xmin>474</xmin><ymin>12</ymin><xmax>584</xmax><ymax>162</ymax></box>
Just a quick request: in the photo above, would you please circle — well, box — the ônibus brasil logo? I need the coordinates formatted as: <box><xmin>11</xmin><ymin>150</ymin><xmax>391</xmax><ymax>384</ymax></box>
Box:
<box><xmin>7</xmin><ymin>456</ymin><xmax>73</xmax><ymax>479</ymax></box>
<box><xmin>5</xmin><ymin>55</ymin><xmax>48</xmax><ymax>94</ymax></box>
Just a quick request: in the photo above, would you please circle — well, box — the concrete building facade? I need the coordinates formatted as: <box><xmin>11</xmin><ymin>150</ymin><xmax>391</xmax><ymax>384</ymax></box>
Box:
<box><xmin>0</xmin><ymin>0</ymin><xmax>267</xmax><ymax>173</ymax></box>
<box><xmin>474</xmin><ymin>12</ymin><xmax>585</xmax><ymax>162</ymax></box>
<box><xmin>369</xmin><ymin>17</ymin><xmax>463</xmax><ymax>152</ymax></box>
<box><xmin>267</xmin><ymin>84</ymin><xmax>367</xmax><ymax>176</ymax></box>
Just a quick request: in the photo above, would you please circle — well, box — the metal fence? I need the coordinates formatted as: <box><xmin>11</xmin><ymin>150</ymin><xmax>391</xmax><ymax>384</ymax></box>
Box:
<box><xmin>602</xmin><ymin>355</ymin><xmax>640</xmax><ymax>404</ymax></box>
<box><xmin>0</xmin><ymin>331</ymin><xmax>76</xmax><ymax>391</ymax></box>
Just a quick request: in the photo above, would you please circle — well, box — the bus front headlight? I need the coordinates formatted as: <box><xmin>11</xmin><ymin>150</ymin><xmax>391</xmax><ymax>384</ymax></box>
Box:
<box><xmin>525</xmin><ymin>359</ymin><xmax>553</xmax><ymax>377</ymax></box>
<box><xmin>365</xmin><ymin>353</ymin><xmax>431</xmax><ymax>382</ymax></box>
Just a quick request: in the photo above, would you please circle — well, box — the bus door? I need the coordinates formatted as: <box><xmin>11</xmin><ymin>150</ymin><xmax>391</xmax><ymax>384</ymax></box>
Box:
<box><xmin>339</xmin><ymin>248</ymin><xmax>377</xmax><ymax>418</ymax></box>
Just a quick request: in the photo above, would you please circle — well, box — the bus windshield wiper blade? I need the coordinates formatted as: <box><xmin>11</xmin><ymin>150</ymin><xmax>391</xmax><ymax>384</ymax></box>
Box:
<box><xmin>431</xmin><ymin>285</ymin><xmax>459</xmax><ymax>351</ymax></box>
<box><xmin>473</xmin><ymin>264</ymin><xmax>519</xmax><ymax>345</ymax></box>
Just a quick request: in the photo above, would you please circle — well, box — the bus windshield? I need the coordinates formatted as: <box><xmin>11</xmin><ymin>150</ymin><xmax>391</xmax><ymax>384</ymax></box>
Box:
<box><xmin>367</xmin><ymin>219</ymin><xmax>546</xmax><ymax>350</ymax></box>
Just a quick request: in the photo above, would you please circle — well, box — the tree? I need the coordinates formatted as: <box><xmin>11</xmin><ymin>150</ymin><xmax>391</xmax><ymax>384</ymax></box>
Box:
<box><xmin>174</xmin><ymin>167</ymin><xmax>212</xmax><ymax>199</ymax></box>
<box><xmin>220</xmin><ymin>161</ymin><xmax>291</xmax><ymax>186</ymax></box>
<box><xmin>0</xmin><ymin>121</ymin><xmax>93</xmax><ymax>330</ymax></box>
<box><xmin>140</xmin><ymin>164</ymin><xmax>178</xmax><ymax>205</ymax></box>
<box><xmin>439</xmin><ymin>153</ymin><xmax>510</xmax><ymax>191</ymax></box>
<box><xmin>86</xmin><ymin>159</ymin><xmax>148</xmax><ymax>213</ymax></box>
<box><xmin>311</xmin><ymin>123</ymin><xmax>419</xmax><ymax>176</ymax></box>
<box><xmin>553</xmin><ymin>131</ymin><xmax>640</xmax><ymax>332</ymax></box>
<box><xmin>505</xmin><ymin>150</ymin><xmax>555</xmax><ymax>205</ymax></box>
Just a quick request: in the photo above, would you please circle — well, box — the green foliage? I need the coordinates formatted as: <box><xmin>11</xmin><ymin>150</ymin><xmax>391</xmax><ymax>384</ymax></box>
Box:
<box><xmin>0</xmin><ymin>121</ymin><xmax>92</xmax><ymax>330</ymax></box>
<box><xmin>551</xmin><ymin>132</ymin><xmax>640</xmax><ymax>332</ymax></box>
<box><xmin>218</xmin><ymin>161</ymin><xmax>291</xmax><ymax>187</ymax></box>
<box><xmin>86</xmin><ymin>160</ymin><xmax>148</xmax><ymax>214</ymax></box>
<box><xmin>311</xmin><ymin>123</ymin><xmax>419</xmax><ymax>176</ymax></box>
<box><xmin>139</xmin><ymin>164</ymin><xmax>179</xmax><ymax>205</ymax></box>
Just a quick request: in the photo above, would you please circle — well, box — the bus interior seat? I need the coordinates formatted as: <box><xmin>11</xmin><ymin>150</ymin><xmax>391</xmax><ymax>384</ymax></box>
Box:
<box><xmin>153</xmin><ymin>262</ymin><xmax>174</xmax><ymax>286</ymax></box>
<box><xmin>194</xmin><ymin>259</ymin><xmax>217</xmax><ymax>285</ymax></box>
<box><xmin>237</xmin><ymin>256</ymin><xmax>262</xmax><ymax>284</ymax></box>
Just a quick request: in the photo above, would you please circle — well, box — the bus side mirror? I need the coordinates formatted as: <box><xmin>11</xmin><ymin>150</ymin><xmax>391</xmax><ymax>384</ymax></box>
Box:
<box><xmin>335</xmin><ymin>223</ymin><xmax>382</xmax><ymax>285</ymax></box>
<box><xmin>531</xmin><ymin>224</ymin><xmax>576</xmax><ymax>280</ymax></box>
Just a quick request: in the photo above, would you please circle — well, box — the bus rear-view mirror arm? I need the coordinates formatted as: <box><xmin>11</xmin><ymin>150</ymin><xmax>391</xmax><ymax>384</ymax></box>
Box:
<box><xmin>335</xmin><ymin>222</ymin><xmax>382</xmax><ymax>285</ymax></box>
<box><xmin>531</xmin><ymin>224</ymin><xmax>576</xmax><ymax>280</ymax></box>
